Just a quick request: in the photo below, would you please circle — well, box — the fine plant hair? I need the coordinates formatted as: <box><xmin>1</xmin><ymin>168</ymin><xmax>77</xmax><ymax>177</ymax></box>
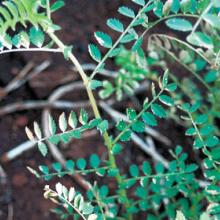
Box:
<box><xmin>1</xmin><ymin>0</ymin><xmax>220</xmax><ymax>219</ymax></box>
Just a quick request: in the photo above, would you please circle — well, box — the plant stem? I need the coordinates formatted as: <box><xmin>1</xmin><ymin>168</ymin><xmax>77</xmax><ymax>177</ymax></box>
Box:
<box><xmin>47</xmin><ymin>32</ymin><xmax>132</xmax><ymax>220</ymax></box>
<box><xmin>89</xmin><ymin>0</ymin><xmax>154</xmax><ymax>80</ymax></box>
<box><xmin>187</xmin><ymin>112</ymin><xmax>217</xmax><ymax>169</ymax></box>
<box><xmin>46</xmin><ymin>0</ymin><xmax>51</xmax><ymax>19</ymax></box>
<box><xmin>112</xmin><ymin>89</ymin><xmax>164</xmax><ymax>146</ymax></box>
<box><xmin>191</xmin><ymin>2</ymin><xmax>213</xmax><ymax>34</ymax></box>
<box><xmin>0</xmin><ymin>48</ymin><xmax>61</xmax><ymax>55</ymax></box>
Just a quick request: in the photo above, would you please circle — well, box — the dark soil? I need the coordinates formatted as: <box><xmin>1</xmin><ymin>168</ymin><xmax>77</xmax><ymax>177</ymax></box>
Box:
<box><xmin>0</xmin><ymin>1</ymin><xmax>190</xmax><ymax>220</ymax></box>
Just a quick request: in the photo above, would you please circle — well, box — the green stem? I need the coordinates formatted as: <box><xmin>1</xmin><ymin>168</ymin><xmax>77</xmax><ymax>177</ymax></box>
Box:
<box><xmin>46</xmin><ymin>0</ymin><xmax>51</xmax><ymax>19</ymax></box>
<box><xmin>187</xmin><ymin>112</ymin><xmax>218</xmax><ymax>170</ymax></box>
<box><xmin>191</xmin><ymin>2</ymin><xmax>213</xmax><ymax>34</ymax></box>
<box><xmin>47</xmin><ymin>32</ymin><xmax>132</xmax><ymax>220</ymax></box>
<box><xmin>123</xmin><ymin>171</ymin><xmax>186</xmax><ymax>182</ymax></box>
<box><xmin>112</xmin><ymin>89</ymin><xmax>164</xmax><ymax>146</ymax></box>
<box><xmin>89</xmin><ymin>0</ymin><xmax>154</xmax><ymax>80</ymax></box>
<box><xmin>39</xmin><ymin>166</ymin><xmax>110</xmax><ymax>179</ymax></box>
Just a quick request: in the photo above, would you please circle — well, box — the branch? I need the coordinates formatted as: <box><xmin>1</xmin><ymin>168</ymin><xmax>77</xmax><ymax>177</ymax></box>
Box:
<box><xmin>0</xmin><ymin>48</ymin><xmax>61</xmax><ymax>56</ymax></box>
<box><xmin>100</xmin><ymin>101</ymin><xmax>170</xmax><ymax>167</ymax></box>
<box><xmin>0</xmin><ymin>100</ymin><xmax>89</xmax><ymax>116</ymax></box>
<box><xmin>0</xmin><ymin>60</ymin><xmax>51</xmax><ymax>100</ymax></box>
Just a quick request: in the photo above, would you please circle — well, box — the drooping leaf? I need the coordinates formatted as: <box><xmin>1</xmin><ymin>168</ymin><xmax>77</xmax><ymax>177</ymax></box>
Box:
<box><xmin>203</xmin><ymin>14</ymin><xmax>220</xmax><ymax>30</ymax></box>
<box><xmin>187</xmin><ymin>32</ymin><xmax>213</xmax><ymax>49</ymax></box>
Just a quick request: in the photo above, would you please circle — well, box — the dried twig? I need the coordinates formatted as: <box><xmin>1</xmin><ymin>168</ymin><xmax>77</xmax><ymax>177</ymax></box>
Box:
<box><xmin>73</xmin><ymin>63</ymin><xmax>117</xmax><ymax>78</ymax></box>
<box><xmin>0</xmin><ymin>164</ymin><xmax>13</xmax><ymax>220</ymax></box>
<box><xmin>7</xmin><ymin>204</ymin><xmax>13</xmax><ymax>220</ymax></box>
<box><xmin>0</xmin><ymin>48</ymin><xmax>61</xmax><ymax>56</ymax></box>
<box><xmin>0</xmin><ymin>61</ymin><xmax>50</xmax><ymax>100</ymax></box>
<box><xmin>0</xmin><ymin>164</ymin><xmax>7</xmax><ymax>184</ymax></box>
<box><xmin>1</xmin><ymin>141</ymin><xmax>35</xmax><ymax>163</ymax></box>
<box><xmin>0</xmin><ymin>100</ymin><xmax>89</xmax><ymax>116</ymax></box>
<box><xmin>4</xmin><ymin>62</ymin><xmax>34</xmax><ymax>94</ymax></box>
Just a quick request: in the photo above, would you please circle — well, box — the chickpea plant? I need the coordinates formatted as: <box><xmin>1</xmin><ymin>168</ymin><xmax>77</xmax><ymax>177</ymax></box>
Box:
<box><xmin>1</xmin><ymin>0</ymin><xmax>220</xmax><ymax>219</ymax></box>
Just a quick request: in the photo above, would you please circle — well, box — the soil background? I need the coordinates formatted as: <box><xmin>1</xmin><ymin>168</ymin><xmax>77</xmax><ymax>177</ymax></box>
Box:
<box><xmin>0</xmin><ymin>1</ymin><xmax>190</xmax><ymax>220</ymax></box>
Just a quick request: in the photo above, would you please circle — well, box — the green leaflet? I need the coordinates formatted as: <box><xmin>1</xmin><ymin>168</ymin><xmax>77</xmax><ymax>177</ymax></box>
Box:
<box><xmin>151</xmin><ymin>104</ymin><xmax>167</xmax><ymax>118</ymax></box>
<box><xmin>49</xmin><ymin>115</ymin><xmax>56</xmax><ymax>135</ymax></box>
<box><xmin>118</xmin><ymin>6</ymin><xmax>135</xmax><ymax>18</ymax></box>
<box><xmin>159</xmin><ymin>94</ymin><xmax>174</xmax><ymax>106</ymax></box>
<box><xmin>29</xmin><ymin>27</ymin><xmax>45</xmax><ymax>47</ymax></box>
<box><xmin>165</xmin><ymin>18</ymin><xmax>193</xmax><ymax>32</ymax></box>
<box><xmin>97</xmin><ymin>120</ymin><xmax>109</xmax><ymax>134</ymax></box>
<box><xmin>59</xmin><ymin>113</ymin><xmax>67</xmax><ymax>132</ymax></box>
<box><xmin>132</xmin><ymin>0</ymin><xmax>145</xmax><ymax>7</ymax></box>
<box><xmin>77</xmin><ymin>158</ymin><xmax>87</xmax><ymax>170</ymax></box>
<box><xmin>79</xmin><ymin>109</ymin><xmax>89</xmax><ymax>125</ymax></box>
<box><xmin>107</xmin><ymin>18</ymin><xmax>124</xmax><ymax>32</ymax></box>
<box><xmin>203</xmin><ymin>14</ymin><xmax>220</xmax><ymax>30</ymax></box>
<box><xmin>50</xmin><ymin>0</ymin><xmax>65</xmax><ymax>12</ymax></box>
<box><xmin>142</xmin><ymin>112</ymin><xmax>157</xmax><ymax>126</ymax></box>
<box><xmin>94</xmin><ymin>31</ymin><xmax>112</xmax><ymax>48</ymax></box>
<box><xmin>38</xmin><ymin>142</ymin><xmax>48</xmax><ymax>157</ymax></box>
<box><xmin>187</xmin><ymin>32</ymin><xmax>213</xmax><ymax>49</ymax></box>
<box><xmin>129</xmin><ymin>164</ymin><xmax>139</xmax><ymax>177</ymax></box>
<box><xmin>88</xmin><ymin>44</ymin><xmax>102</xmax><ymax>62</ymax></box>
<box><xmin>90</xmin><ymin>154</ymin><xmax>100</xmax><ymax>169</ymax></box>
<box><xmin>132</xmin><ymin>120</ymin><xmax>145</xmax><ymax>133</ymax></box>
